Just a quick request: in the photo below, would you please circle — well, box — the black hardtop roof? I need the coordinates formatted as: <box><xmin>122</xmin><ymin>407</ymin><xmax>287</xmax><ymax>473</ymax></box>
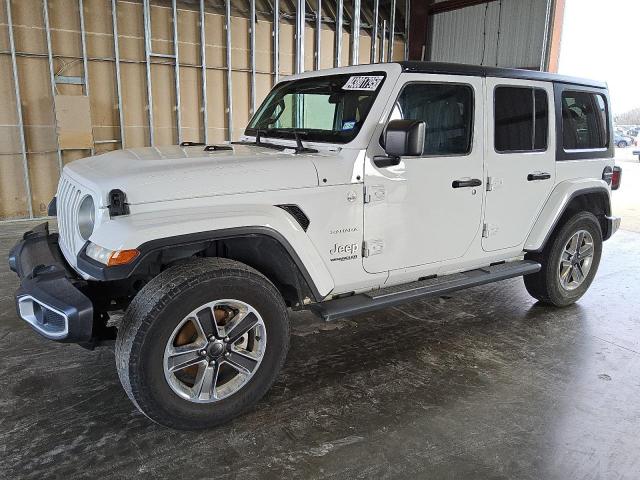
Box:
<box><xmin>397</xmin><ymin>61</ymin><xmax>607</xmax><ymax>89</ymax></box>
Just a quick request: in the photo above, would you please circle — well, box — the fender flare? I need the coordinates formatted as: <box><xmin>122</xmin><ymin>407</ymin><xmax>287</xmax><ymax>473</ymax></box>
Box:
<box><xmin>78</xmin><ymin>205</ymin><xmax>335</xmax><ymax>300</ymax></box>
<box><xmin>524</xmin><ymin>180</ymin><xmax>611</xmax><ymax>252</ymax></box>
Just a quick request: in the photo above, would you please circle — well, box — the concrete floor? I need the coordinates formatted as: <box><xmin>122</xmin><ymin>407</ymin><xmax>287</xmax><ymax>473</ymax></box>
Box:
<box><xmin>2</xmin><ymin>220</ymin><xmax>640</xmax><ymax>478</ymax></box>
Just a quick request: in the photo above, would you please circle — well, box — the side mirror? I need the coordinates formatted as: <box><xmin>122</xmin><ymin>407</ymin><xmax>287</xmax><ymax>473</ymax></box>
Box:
<box><xmin>384</xmin><ymin>119</ymin><xmax>425</xmax><ymax>157</ymax></box>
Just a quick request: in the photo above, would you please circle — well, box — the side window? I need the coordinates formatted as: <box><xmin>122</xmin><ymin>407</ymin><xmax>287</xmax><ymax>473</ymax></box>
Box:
<box><xmin>561</xmin><ymin>91</ymin><xmax>608</xmax><ymax>150</ymax></box>
<box><xmin>494</xmin><ymin>86</ymin><xmax>548</xmax><ymax>153</ymax></box>
<box><xmin>390</xmin><ymin>83</ymin><xmax>473</xmax><ymax>156</ymax></box>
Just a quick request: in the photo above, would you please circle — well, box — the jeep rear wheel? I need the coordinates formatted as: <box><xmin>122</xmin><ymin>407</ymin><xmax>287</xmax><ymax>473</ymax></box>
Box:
<box><xmin>524</xmin><ymin>211</ymin><xmax>602</xmax><ymax>307</ymax></box>
<box><xmin>115</xmin><ymin>258</ymin><xmax>289</xmax><ymax>430</ymax></box>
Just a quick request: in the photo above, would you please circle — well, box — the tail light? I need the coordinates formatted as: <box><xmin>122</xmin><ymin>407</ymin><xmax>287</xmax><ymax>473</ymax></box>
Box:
<box><xmin>603</xmin><ymin>165</ymin><xmax>622</xmax><ymax>190</ymax></box>
<box><xmin>611</xmin><ymin>166</ymin><xmax>622</xmax><ymax>190</ymax></box>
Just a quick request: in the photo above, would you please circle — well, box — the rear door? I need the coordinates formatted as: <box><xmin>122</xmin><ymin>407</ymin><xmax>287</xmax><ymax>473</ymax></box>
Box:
<box><xmin>482</xmin><ymin>78</ymin><xmax>556</xmax><ymax>251</ymax></box>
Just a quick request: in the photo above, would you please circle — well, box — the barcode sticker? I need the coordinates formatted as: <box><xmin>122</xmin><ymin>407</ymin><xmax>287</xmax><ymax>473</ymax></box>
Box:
<box><xmin>342</xmin><ymin>76</ymin><xmax>384</xmax><ymax>91</ymax></box>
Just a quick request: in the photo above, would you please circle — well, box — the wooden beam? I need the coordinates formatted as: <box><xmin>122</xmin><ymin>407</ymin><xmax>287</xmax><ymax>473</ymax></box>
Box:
<box><xmin>408</xmin><ymin>0</ymin><xmax>432</xmax><ymax>60</ymax></box>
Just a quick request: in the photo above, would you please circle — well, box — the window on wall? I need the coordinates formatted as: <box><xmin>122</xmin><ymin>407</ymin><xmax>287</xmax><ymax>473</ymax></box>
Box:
<box><xmin>389</xmin><ymin>83</ymin><xmax>474</xmax><ymax>156</ymax></box>
<box><xmin>561</xmin><ymin>91</ymin><xmax>608</xmax><ymax>150</ymax></box>
<box><xmin>494</xmin><ymin>86</ymin><xmax>548</xmax><ymax>153</ymax></box>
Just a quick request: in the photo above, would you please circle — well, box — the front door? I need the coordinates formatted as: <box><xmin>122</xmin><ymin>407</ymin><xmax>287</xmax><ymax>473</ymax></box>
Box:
<box><xmin>363</xmin><ymin>74</ymin><xmax>484</xmax><ymax>274</ymax></box>
<box><xmin>482</xmin><ymin>78</ymin><xmax>556</xmax><ymax>251</ymax></box>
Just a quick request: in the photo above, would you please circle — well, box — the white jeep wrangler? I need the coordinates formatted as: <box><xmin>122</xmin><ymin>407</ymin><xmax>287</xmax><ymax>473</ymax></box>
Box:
<box><xmin>9</xmin><ymin>62</ymin><xmax>622</xmax><ymax>429</ymax></box>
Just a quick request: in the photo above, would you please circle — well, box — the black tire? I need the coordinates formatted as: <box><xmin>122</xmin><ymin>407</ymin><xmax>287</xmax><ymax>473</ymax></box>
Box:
<box><xmin>115</xmin><ymin>258</ymin><xmax>289</xmax><ymax>430</ymax></box>
<box><xmin>524</xmin><ymin>211</ymin><xmax>602</xmax><ymax>307</ymax></box>
<box><xmin>617</xmin><ymin>140</ymin><xmax>627</xmax><ymax>148</ymax></box>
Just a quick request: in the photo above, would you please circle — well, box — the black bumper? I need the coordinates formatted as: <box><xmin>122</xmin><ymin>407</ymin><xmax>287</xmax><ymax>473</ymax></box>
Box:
<box><xmin>8</xmin><ymin>223</ymin><xmax>93</xmax><ymax>342</ymax></box>
<box><xmin>603</xmin><ymin>215</ymin><xmax>621</xmax><ymax>241</ymax></box>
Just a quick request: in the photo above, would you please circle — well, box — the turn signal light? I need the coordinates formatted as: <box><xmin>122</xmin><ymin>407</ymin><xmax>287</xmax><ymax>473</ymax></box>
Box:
<box><xmin>86</xmin><ymin>242</ymin><xmax>140</xmax><ymax>266</ymax></box>
<box><xmin>107</xmin><ymin>249</ymin><xmax>140</xmax><ymax>266</ymax></box>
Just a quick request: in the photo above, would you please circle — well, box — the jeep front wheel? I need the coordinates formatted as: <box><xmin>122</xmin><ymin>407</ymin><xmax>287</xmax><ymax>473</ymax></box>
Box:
<box><xmin>524</xmin><ymin>211</ymin><xmax>602</xmax><ymax>307</ymax></box>
<box><xmin>115</xmin><ymin>258</ymin><xmax>290</xmax><ymax>430</ymax></box>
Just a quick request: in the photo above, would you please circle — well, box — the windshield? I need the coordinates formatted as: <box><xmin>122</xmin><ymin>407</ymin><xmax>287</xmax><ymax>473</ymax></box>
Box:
<box><xmin>245</xmin><ymin>73</ymin><xmax>386</xmax><ymax>144</ymax></box>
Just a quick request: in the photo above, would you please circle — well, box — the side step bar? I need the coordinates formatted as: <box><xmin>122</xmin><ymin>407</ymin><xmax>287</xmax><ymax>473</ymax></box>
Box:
<box><xmin>311</xmin><ymin>260</ymin><xmax>541</xmax><ymax>322</ymax></box>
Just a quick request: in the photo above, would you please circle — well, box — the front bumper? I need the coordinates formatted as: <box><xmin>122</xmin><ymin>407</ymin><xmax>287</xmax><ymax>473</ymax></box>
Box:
<box><xmin>8</xmin><ymin>223</ymin><xmax>93</xmax><ymax>342</ymax></box>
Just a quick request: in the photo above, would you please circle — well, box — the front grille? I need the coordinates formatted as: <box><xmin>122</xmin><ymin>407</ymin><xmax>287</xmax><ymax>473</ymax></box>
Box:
<box><xmin>56</xmin><ymin>175</ymin><xmax>86</xmax><ymax>259</ymax></box>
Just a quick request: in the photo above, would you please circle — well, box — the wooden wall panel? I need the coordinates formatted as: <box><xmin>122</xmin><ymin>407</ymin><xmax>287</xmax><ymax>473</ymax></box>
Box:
<box><xmin>27</xmin><ymin>152</ymin><xmax>59</xmax><ymax>216</ymax></box>
<box><xmin>0</xmin><ymin>0</ymin><xmax>405</xmax><ymax>219</ymax></box>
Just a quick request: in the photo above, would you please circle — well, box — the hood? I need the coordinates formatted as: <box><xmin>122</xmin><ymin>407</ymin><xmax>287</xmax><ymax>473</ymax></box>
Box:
<box><xmin>64</xmin><ymin>144</ymin><xmax>321</xmax><ymax>206</ymax></box>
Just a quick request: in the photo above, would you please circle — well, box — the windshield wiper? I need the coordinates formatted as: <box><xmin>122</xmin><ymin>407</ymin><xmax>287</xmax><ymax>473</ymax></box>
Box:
<box><xmin>292</xmin><ymin>131</ymin><xmax>317</xmax><ymax>154</ymax></box>
<box><xmin>235</xmin><ymin>128</ymin><xmax>317</xmax><ymax>154</ymax></box>
<box><xmin>233</xmin><ymin>127</ymin><xmax>286</xmax><ymax>151</ymax></box>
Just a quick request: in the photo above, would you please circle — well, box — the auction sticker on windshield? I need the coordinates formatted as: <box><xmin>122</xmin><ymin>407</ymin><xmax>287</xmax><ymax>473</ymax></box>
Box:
<box><xmin>343</xmin><ymin>76</ymin><xmax>384</xmax><ymax>91</ymax></box>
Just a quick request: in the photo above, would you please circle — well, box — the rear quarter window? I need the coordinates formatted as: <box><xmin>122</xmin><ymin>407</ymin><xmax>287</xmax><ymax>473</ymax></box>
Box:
<box><xmin>561</xmin><ymin>91</ymin><xmax>609</xmax><ymax>150</ymax></box>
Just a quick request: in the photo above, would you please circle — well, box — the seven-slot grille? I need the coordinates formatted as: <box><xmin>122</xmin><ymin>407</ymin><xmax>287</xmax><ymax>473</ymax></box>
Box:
<box><xmin>56</xmin><ymin>175</ymin><xmax>87</xmax><ymax>259</ymax></box>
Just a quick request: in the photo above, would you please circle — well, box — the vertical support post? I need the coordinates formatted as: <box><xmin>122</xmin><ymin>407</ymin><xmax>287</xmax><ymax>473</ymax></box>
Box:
<box><xmin>172</xmin><ymin>0</ymin><xmax>182</xmax><ymax>144</ymax></box>
<box><xmin>314</xmin><ymin>0</ymin><xmax>321</xmax><ymax>70</ymax></box>
<box><xmin>381</xmin><ymin>19</ymin><xmax>387</xmax><ymax>62</ymax></box>
<box><xmin>334</xmin><ymin>0</ymin><xmax>343</xmax><ymax>67</ymax></box>
<box><xmin>540</xmin><ymin>0</ymin><xmax>554</xmax><ymax>71</ymax></box>
<box><xmin>387</xmin><ymin>0</ymin><xmax>396</xmax><ymax>61</ymax></box>
<box><xmin>6</xmin><ymin>0</ymin><xmax>34</xmax><ymax>218</ymax></box>
<box><xmin>250</xmin><ymin>0</ymin><xmax>256</xmax><ymax>114</ymax></box>
<box><xmin>78</xmin><ymin>0</ymin><xmax>94</xmax><ymax>155</ymax></box>
<box><xmin>78</xmin><ymin>0</ymin><xmax>89</xmax><ymax>98</ymax></box>
<box><xmin>404</xmin><ymin>0</ymin><xmax>410</xmax><ymax>60</ymax></box>
<box><xmin>78</xmin><ymin>1</ymin><xmax>91</xmax><ymax>115</ymax></box>
<box><xmin>370</xmin><ymin>0</ymin><xmax>379</xmax><ymax>63</ymax></box>
<box><xmin>43</xmin><ymin>0</ymin><xmax>64</xmax><ymax>173</ymax></box>
<box><xmin>225</xmin><ymin>0</ymin><xmax>233</xmax><ymax>141</ymax></box>
<box><xmin>273</xmin><ymin>0</ymin><xmax>279</xmax><ymax>84</ymax></box>
<box><xmin>546</xmin><ymin>0</ymin><xmax>565</xmax><ymax>73</ymax></box>
<box><xmin>142</xmin><ymin>0</ymin><xmax>154</xmax><ymax>146</ymax></box>
<box><xmin>295</xmin><ymin>0</ymin><xmax>305</xmax><ymax>74</ymax></box>
<box><xmin>111</xmin><ymin>0</ymin><xmax>125</xmax><ymax>148</ymax></box>
<box><xmin>199</xmin><ymin>0</ymin><xmax>209</xmax><ymax>143</ymax></box>
<box><xmin>351</xmin><ymin>0</ymin><xmax>360</xmax><ymax>65</ymax></box>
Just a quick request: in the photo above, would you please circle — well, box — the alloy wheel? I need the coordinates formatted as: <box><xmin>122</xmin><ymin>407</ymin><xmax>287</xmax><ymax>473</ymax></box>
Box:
<box><xmin>557</xmin><ymin>229</ymin><xmax>595</xmax><ymax>291</ymax></box>
<box><xmin>163</xmin><ymin>299</ymin><xmax>267</xmax><ymax>403</ymax></box>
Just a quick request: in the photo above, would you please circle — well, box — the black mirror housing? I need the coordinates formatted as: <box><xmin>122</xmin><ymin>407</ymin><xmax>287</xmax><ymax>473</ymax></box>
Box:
<box><xmin>384</xmin><ymin>119</ymin><xmax>425</xmax><ymax>158</ymax></box>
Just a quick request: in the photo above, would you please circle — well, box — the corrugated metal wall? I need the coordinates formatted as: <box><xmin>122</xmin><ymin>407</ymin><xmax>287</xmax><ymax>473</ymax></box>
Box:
<box><xmin>429</xmin><ymin>0</ymin><xmax>550</xmax><ymax>69</ymax></box>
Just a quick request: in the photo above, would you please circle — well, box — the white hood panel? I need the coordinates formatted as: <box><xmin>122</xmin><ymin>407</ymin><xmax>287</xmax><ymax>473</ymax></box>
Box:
<box><xmin>64</xmin><ymin>144</ymin><xmax>320</xmax><ymax>206</ymax></box>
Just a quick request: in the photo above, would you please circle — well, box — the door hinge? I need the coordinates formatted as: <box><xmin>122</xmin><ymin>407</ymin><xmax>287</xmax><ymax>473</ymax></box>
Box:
<box><xmin>486</xmin><ymin>177</ymin><xmax>503</xmax><ymax>192</ymax></box>
<box><xmin>482</xmin><ymin>223</ymin><xmax>498</xmax><ymax>238</ymax></box>
<box><xmin>363</xmin><ymin>239</ymin><xmax>384</xmax><ymax>257</ymax></box>
<box><xmin>364</xmin><ymin>185</ymin><xmax>385</xmax><ymax>203</ymax></box>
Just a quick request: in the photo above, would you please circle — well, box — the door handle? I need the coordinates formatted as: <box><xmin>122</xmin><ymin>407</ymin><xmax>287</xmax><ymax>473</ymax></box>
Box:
<box><xmin>527</xmin><ymin>172</ymin><xmax>551</xmax><ymax>181</ymax></box>
<box><xmin>452</xmin><ymin>178</ymin><xmax>482</xmax><ymax>188</ymax></box>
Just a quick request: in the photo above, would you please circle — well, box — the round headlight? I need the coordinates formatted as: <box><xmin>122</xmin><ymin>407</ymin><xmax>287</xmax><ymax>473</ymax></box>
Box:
<box><xmin>77</xmin><ymin>195</ymin><xmax>95</xmax><ymax>240</ymax></box>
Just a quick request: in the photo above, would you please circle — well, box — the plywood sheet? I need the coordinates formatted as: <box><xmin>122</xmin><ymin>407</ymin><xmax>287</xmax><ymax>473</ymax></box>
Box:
<box><xmin>0</xmin><ymin>56</ymin><xmax>19</xmax><ymax>126</ymax></box>
<box><xmin>0</xmin><ymin>0</ymin><xmax>10</xmax><ymax>52</ymax></box>
<box><xmin>54</xmin><ymin>95</ymin><xmax>94</xmax><ymax>149</ymax></box>
<box><xmin>0</xmin><ymin>154</ymin><xmax>29</xmax><ymax>219</ymax></box>
<box><xmin>88</xmin><ymin>60</ymin><xmax>117</xmax><ymax>131</ymax></box>
<box><xmin>0</xmin><ymin>126</ymin><xmax>22</xmax><ymax>155</ymax></box>
<box><xmin>27</xmin><ymin>152</ymin><xmax>60</xmax><ymax>216</ymax></box>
